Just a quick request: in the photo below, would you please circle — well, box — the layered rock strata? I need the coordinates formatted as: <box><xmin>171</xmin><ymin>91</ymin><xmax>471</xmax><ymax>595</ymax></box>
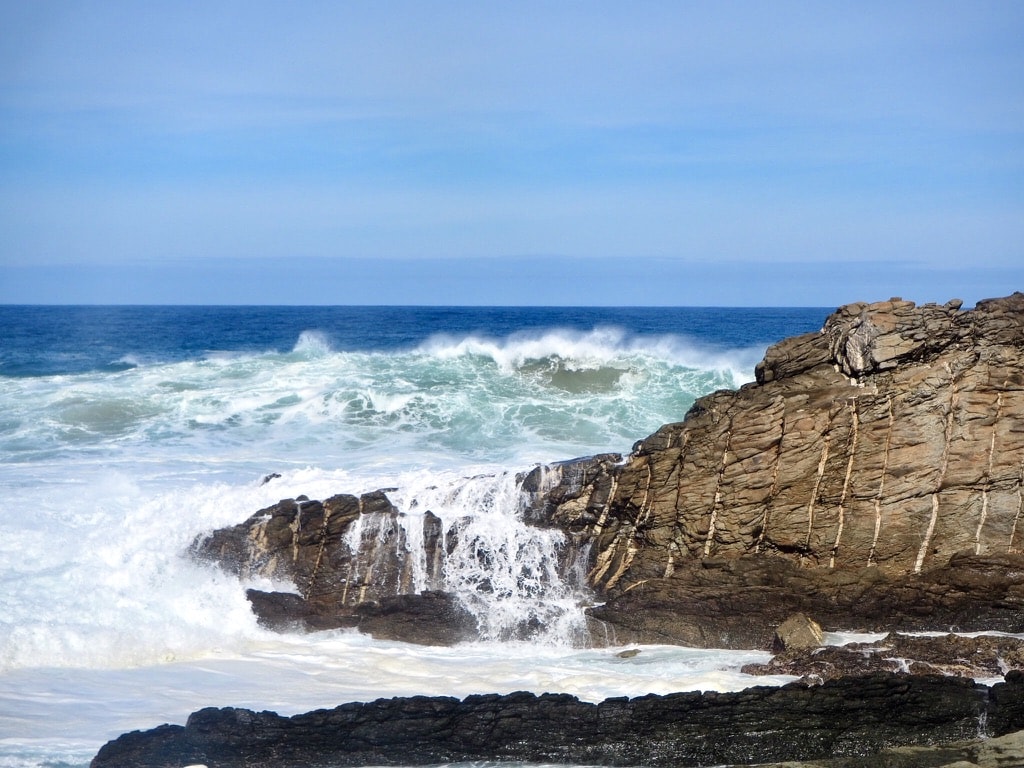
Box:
<box><xmin>539</xmin><ymin>294</ymin><xmax>1024</xmax><ymax>583</ymax></box>
<box><xmin>192</xmin><ymin>293</ymin><xmax>1024</xmax><ymax>645</ymax></box>
<box><xmin>90</xmin><ymin>672</ymin><xmax>1024</xmax><ymax>768</ymax></box>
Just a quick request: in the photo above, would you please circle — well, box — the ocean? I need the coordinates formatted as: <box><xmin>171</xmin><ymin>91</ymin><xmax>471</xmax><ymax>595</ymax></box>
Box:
<box><xmin>0</xmin><ymin>305</ymin><xmax>833</xmax><ymax>768</ymax></box>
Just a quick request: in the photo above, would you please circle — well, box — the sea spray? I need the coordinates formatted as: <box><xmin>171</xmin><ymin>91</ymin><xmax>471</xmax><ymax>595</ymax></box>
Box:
<box><xmin>388</xmin><ymin>472</ymin><xmax>589</xmax><ymax>643</ymax></box>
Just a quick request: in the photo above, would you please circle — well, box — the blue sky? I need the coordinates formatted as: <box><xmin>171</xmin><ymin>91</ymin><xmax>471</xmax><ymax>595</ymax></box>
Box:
<box><xmin>1</xmin><ymin>1</ymin><xmax>1022</xmax><ymax>306</ymax></box>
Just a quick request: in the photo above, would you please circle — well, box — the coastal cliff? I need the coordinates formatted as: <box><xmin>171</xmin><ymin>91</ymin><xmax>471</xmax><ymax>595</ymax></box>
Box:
<box><xmin>100</xmin><ymin>294</ymin><xmax>1024</xmax><ymax>768</ymax></box>
<box><xmin>192</xmin><ymin>293</ymin><xmax>1024</xmax><ymax>647</ymax></box>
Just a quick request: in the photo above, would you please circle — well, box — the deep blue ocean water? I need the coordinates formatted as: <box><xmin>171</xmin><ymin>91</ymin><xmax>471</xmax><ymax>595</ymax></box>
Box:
<box><xmin>0</xmin><ymin>305</ymin><xmax>830</xmax><ymax>377</ymax></box>
<box><xmin>0</xmin><ymin>305</ymin><xmax>831</xmax><ymax>768</ymax></box>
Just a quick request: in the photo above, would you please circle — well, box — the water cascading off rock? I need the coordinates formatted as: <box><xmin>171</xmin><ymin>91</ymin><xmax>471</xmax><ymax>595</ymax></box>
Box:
<box><xmin>191</xmin><ymin>469</ymin><xmax>599</xmax><ymax>644</ymax></box>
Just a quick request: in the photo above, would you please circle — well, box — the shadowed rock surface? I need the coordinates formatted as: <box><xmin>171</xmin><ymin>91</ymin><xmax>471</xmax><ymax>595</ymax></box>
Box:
<box><xmin>90</xmin><ymin>672</ymin><xmax>1024</xmax><ymax>768</ymax></box>
<box><xmin>585</xmin><ymin>551</ymin><xmax>1024</xmax><ymax>648</ymax></box>
<box><xmin>742</xmin><ymin>633</ymin><xmax>1024</xmax><ymax>683</ymax></box>
<box><xmin>560</xmin><ymin>293</ymin><xmax>1024</xmax><ymax>588</ymax></box>
<box><xmin>755</xmin><ymin>728</ymin><xmax>1024</xmax><ymax>768</ymax></box>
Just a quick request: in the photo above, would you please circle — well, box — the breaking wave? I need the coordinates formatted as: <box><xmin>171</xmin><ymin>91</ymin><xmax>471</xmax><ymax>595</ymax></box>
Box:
<box><xmin>0</xmin><ymin>328</ymin><xmax>751</xmax><ymax>471</ymax></box>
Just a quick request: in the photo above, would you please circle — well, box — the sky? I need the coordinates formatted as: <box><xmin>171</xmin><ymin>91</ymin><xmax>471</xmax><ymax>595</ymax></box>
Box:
<box><xmin>1</xmin><ymin>1</ymin><xmax>1022</xmax><ymax>306</ymax></box>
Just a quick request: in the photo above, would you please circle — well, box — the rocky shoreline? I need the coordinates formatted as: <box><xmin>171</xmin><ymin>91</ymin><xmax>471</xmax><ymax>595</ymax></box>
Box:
<box><xmin>94</xmin><ymin>294</ymin><xmax>1024</xmax><ymax>766</ymax></box>
<box><xmin>90</xmin><ymin>672</ymin><xmax>1024</xmax><ymax>768</ymax></box>
<box><xmin>191</xmin><ymin>293</ymin><xmax>1024</xmax><ymax>647</ymax></box>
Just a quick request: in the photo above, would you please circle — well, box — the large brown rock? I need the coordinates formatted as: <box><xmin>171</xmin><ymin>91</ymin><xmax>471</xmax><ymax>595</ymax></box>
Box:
<box><xmin>568</xmin><ymin>294</ymin><xmax>1024</xmax><ymax>596</ymax></box>
<box><xmin>90</xmin><ymin>673</ymin><xmax>1024</xmax><ymax>768</ymax></box>
<box><xmin>191</xmin><ymin>294</ymin><xmax>1024</xmax><ymax>647</ymax></box>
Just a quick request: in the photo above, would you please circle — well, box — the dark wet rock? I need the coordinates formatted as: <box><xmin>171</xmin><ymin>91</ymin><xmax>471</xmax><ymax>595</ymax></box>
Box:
<box><xmin>586</xmin><ymin>552</ymin><xmax>1024</xmax><ymax>649</ymax></box>
<box><xmin>243</xmin><ymin>588</ymin><xmax>477</xmax><ymax>645</ymax></box>
<box><xmin>90</xmin><ymin>673</ymin><xmax>1024</xmax><ymax>768</ymax></box>
<box><xmin>244</xmin><ymin>588</ymin><xmax>356</xmax><ymax>632</ymax></box>
<box><xmin>754</xmin><ymin>727</ymin><xmax>1024</xmax><ymax>767</ymax></box>
<box><xmin>743</xmin><ymin>633</ymin><xmax>1024</xmax><ymax>684</ymax></box>
<box><xmin>350</xmin><ymin>591</ymin><xmax>478</xmax><ymax>646</ymax></box>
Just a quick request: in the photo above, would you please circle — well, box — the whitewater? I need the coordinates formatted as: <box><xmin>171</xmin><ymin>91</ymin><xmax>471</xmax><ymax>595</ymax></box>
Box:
<box><xmin>0</xmin><ymin>305</ymin><xmax>830</xmax><ymax>767</ymax></box>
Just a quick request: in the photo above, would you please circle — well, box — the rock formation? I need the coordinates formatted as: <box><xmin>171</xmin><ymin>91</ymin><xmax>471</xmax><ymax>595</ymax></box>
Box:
<box><xmin>742</xmin><ymin>632</ymin><xmax>1024</xmax><ymax>683</ymax></box>
<box><xmin>191</xmin><ymin>293</ymin><xmax>1024</xmax><ymax>647</ymax></box>
<box><xmin>754</xmin><ymin>728</ymin><xmax>1024</xmax><ymax>768</ymax></box>
<box><xmin>551</xmin><ymin>294</ymin><xmax>1024</xmax><ymax>591</ymax></box>
<box><xmin>101</xmin><ymin>294</ymin><xmax>1024</xmax><ymax>768</ymax></box>
<box><xmin>90</xmin><ymin>672</ymin><xmax>1024</xmax><ymax>768</ymax></box>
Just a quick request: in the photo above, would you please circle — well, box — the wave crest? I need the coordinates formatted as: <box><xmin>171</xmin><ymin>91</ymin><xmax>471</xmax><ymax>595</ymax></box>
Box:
<box><xmin>291</xmin><ymin>330</ymin><xmax>334</xmax><ymax>359</ymax></box>
<box><xmin>417</xmin><ymin>326</ymin><xmax>759</xmax><ymax>386</ymax></box>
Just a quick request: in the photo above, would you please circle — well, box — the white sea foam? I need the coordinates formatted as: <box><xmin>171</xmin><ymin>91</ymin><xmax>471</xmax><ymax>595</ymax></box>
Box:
<box><xmin>0</xmin><ymin>331</ymin><xmax>747</xmax><ymax>476</ymax></box>
<box><xmin>418</xmin><ymin>326</ymin><xmax>758</xmax><ymax>385</ymax></box>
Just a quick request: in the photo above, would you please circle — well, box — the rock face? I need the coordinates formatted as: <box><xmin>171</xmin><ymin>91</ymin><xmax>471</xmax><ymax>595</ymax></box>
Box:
<box><xmin>552</xmin><ymin>293</ymin><xmax>1024</xmax><ymax>645</ymax></box>
<box><xmin>191</xmin><ymin>294</ymin><xmax>1024</xmax><ymax>646</ymax></box>
<box><xmin>559</xmin><ymin>294</ymin><xmax>1024</xmax><ymax>589</ymax></box>
<box><xmin>90</xmin><ymin>672</ymin><xmax>1024</xmax><ymax>768</ymax></box>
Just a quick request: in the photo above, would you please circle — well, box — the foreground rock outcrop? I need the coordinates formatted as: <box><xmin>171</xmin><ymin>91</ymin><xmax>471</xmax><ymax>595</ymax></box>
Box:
<box><xmin>192</xmin><ymin>293</ymin><xmax>1024</xmax><ymax>646</ymax></box>
<box><xmin>742</xmin><ymin>632</ymin><xmax>1024</xmax><ymax>683</ymax></box>
<box><xmin>90</xmin><ymin>672</ymin><xmax>1024</xmax><ymax>768</ymax></box>
<box><xmin>756</xmin><ymin>728</ymin><xmax>1024</xmax><ymax>768</ymax></box>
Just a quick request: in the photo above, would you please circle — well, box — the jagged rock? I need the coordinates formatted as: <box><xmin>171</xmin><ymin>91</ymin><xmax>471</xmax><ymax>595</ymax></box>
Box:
<box><xmin>743</xmin><ymin>633</ymin><xmax>1024</xmax><ymax>683</ymax></box>
<box><xmin>773</xmin><ymin>613</ymin><xmax>824</xmax><ymax>652</ymax></box>
<box><xmin>192</xmin><ymin>457</ymin><xmax>619</xmax><ymax>643</ymax></box>
<box><xmin>90</xmin><ymin>673</ymin><xmax>1024</xmax><ymax>768</ymax></box>
<box><xmin>191</xmin><ymin>491</ymin><xmax>458</xmax><ymax>639</ymax></box>
<box><xmin>518</xmin><ymin>453</ymin><xmax>623</xmax><ymax>529</ymax></box>
<box><xmin>192</xmin><ymin>490</ymin><xmax>434</xmax><ymax>607</ymax></box>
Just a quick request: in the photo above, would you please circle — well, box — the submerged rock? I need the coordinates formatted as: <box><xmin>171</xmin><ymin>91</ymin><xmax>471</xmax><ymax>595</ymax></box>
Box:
<box><xmin>90</xmin><ymin>672</ymin><xmax>1024</xmax><ymax>768</ymax></box>
<box><xmin>753</xmin><ymin>727</ymin><xmax>1024</xmax><ymax>768</ymax></box>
